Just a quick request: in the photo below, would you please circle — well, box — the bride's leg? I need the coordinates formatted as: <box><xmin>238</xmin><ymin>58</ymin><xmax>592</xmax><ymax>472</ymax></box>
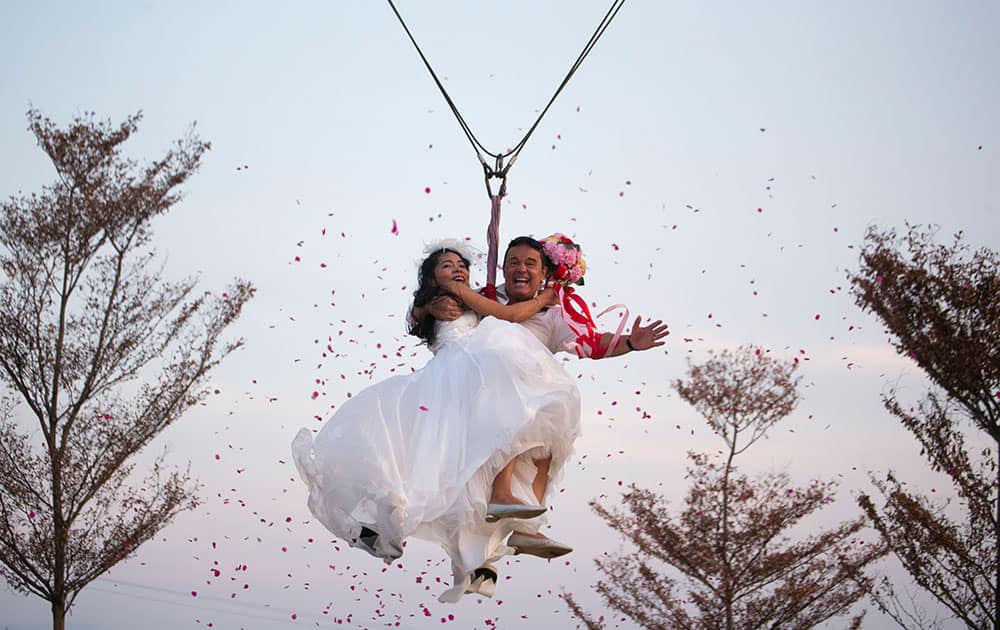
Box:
<box><xmin>531</xmin><ymin>456</ymin><xmax>551</xmax><ymax>504</ymax></box>
<box><xmin>489</xmin><ymin>459</ymin><xmax>525</xmax><ymax>505</ymax></box>
<box><xmin>512</xmin><ymin>455</ymin><xmax>556</xmax><ymax>541</ymax></box>
<box><xmin>486</xmin><ymin>455</ymin><xmax>547</xmax><ymax>522</ymax></box>
<box><xmin>508</xmin><ymin>455</ymin><xmax>573</xmax><ymax>556</ymax></box>
<box><xmin>491</xmin><ymin>452</ymin><xmax>553</xmax><ymax>505</ymax></box>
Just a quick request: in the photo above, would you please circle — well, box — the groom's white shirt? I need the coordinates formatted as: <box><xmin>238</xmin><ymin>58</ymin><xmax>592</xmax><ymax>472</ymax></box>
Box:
<box><xmin>492</xmin><ymin>284</ymin><xmax>576</xmax><ymax>355</ymax></box>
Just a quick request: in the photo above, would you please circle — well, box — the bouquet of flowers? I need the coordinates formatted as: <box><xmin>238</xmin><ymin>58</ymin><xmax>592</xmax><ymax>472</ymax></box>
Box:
<box><xmin>538</xmin><ymin>232</ymin><xmax>626</xmax><ymax>359</ymax></box>
<box><xmin>540</xmin><ymin>233</ymin><xmax>587</xmax><ymax>286</ymax></box>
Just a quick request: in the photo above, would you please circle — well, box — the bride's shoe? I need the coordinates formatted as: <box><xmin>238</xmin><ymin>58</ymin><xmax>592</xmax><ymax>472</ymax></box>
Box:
<box><xmin>464</xmin><ymin>565</ymin><xmax>498</xmax><ymax>597</ymax></box>
<box><xmin>507</xmin><ymin>532</ymin><xmax>572</xmax><ymax>559</ymax></box>
<box><xmin>485</xmin><ymin>503</ymin><xmax>546</xmax><ymax>523</ymax></box>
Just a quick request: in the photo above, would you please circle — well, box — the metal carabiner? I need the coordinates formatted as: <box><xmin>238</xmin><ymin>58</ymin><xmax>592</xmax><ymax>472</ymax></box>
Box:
<box><xmin>483</xmin><ymin>155</ymin><xmax>507</xmax><ymax>198</ymax></box>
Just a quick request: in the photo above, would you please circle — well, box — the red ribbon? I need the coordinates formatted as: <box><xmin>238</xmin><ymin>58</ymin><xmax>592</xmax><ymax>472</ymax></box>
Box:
<box><xmin>554</xmin><ymin>285</ymin><xmax>628</xmax><ymax>359</ymax></box>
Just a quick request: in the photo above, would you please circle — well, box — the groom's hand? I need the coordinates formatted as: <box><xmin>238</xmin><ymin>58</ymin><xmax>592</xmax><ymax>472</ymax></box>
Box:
<box><xmin>427</xmin><ymin>295</ymin><xmax>464</xmax><ymax>321</ymax></box>
<box><xmin>628</xmin><ymin>316</ymin><xmax>669</xmax><ymax>351</ymax></box>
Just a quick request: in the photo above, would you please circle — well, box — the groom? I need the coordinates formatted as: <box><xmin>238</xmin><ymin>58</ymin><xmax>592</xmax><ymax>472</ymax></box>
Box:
<box><xmin>424</xmin><ymin>235</ymin><xmax>669</xmax><ymax>559</ymax></box>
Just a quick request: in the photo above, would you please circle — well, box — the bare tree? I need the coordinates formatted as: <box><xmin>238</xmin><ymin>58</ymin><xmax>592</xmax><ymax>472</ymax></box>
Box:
<box><xmin>565</xmin><ymin>347</ymin><xmax>884</xmax><ymax>629</ymax></box>
<box><xmin>851</xmin><ymin>224</ymin><xmax>998</xmax><ymax>629</ymax></box>
<box><xmin>0</xmin><ymin>109</ymin><xmax>253</xmax><ymax>629</ymax></box>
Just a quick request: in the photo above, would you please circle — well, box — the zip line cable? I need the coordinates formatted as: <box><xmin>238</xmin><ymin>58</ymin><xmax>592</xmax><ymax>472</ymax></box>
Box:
<box><xmin>385</xmin><ymin>1</ymin><xmax>627</xmax><ymax>293</ymax></box>
<box><xmin>385</xmin><ymin>0</ymin><xmax>626</xmax><ymax>185</ymax></box>
<box><xmin>502</xmin><ymin>0</ymin><xmax>627</xmax><ymax>166</ymax></box>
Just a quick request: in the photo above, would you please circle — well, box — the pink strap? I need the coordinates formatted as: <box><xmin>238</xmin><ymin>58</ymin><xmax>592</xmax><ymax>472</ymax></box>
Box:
<box><xmin>484</xmin><ymin>194</ymin><xmax>502</xmax><ymax>299</ymax></box>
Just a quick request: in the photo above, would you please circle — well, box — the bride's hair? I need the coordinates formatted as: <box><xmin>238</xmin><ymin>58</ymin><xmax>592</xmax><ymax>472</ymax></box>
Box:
<box><xmin>409</xmin><ymin>247</ymin><xmax>472</xmax><ymax>346</ymax></box>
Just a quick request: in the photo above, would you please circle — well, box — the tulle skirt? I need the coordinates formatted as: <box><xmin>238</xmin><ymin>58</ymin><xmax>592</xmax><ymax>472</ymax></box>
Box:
<box><xmin>292</xmin><ymin>316</ymin><xmax>580</xmax><ymax>601</ymax></box>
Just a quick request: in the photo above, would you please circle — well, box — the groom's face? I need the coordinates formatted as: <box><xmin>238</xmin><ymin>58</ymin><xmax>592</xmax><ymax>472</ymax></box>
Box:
<box><xmin>503</xmin><ymin>244</ymin><xmax>546</xmax><ymax>303</ymax></box>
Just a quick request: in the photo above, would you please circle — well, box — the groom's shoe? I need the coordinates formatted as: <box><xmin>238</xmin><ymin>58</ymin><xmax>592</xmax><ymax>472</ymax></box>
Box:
<box><xmin>465</xmin><ymin>565</ymin><xmax>498</xmax><ymax>597</ymax></box>
<box><xmin>485</xmin><ymin>503</ymin><xmax>547</xmax><ymax>523</ymax></box>
<box><xmin>507</xmin><ymin>532</ymin><xmax>573</xmax><ymax>559</ymax></box>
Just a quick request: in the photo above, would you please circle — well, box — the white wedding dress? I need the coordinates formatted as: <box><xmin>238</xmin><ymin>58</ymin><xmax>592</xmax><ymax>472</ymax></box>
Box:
<box><xmin>292</xmin><ymin>311</ymin><xmax>580</xmax><ymax>601</ymax></box>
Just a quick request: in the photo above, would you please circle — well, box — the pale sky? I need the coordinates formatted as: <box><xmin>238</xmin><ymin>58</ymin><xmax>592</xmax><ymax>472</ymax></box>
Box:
<box><xmin>2</xmin><ymin>2</ymin><xmax>998</xmax><ymax>629</ymax></box>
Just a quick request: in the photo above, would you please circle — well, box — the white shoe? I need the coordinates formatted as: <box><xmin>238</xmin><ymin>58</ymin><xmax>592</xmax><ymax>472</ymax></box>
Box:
<box><xmin>507</xmin><ymin>533</ymin><xmax>572</xmax><ymax>559</ymax></box>
<box><xmin>485</xmin><ymin>503</ymin><xmax>547</xmax><ymax>523</ymax></box>
<box><xmin>464</xmin><ymin>565</ymin><xmax>497</xmax><ymax>597</ymax></box>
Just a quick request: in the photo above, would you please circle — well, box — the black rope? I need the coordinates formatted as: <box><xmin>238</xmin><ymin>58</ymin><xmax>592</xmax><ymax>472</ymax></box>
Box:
<box><xmin>385</xmin><ymin>0</ymin><xmax>487</xmax><ymax>167</ymax></box>
<box><xmin>385</xmin><ymin>0</ymin><xmax>626</xmax><ymax>184</ymax></box>
<box><xmin>503</xmin><ymin>0</ymin><xmax>626</xmax><ymax>166</ymax></box>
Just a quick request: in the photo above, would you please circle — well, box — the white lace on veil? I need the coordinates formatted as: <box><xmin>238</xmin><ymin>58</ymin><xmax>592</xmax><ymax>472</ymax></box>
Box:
<box><xmin>420</xmin><ymin>238</ymin><xmax>483</xmax><ymax>269</ymax></box>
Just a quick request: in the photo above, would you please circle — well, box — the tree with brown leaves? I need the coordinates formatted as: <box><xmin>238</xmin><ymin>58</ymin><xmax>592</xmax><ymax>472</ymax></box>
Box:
<box><xmin>851</xmin><ymin>224</ymin><xmax>998</xmax><ymax>629</ymax></box>
<box><xmin>0</xmin><ymin>109</ymin><xmax>253</xmax><ymax>630</ymax></box>
<box><xmin>565</xmin><ymin>347</ymin><xmax>884</xmax><ymax>629</ymax></box>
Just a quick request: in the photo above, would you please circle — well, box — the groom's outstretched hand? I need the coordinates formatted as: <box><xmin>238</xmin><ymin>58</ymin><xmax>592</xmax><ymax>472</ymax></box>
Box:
<box><xmin>426</xmin><ymin>295</ymin><xmax>465</xmax><ymax>321</ymax></box>
<box><xmin>628</xmin><ymin>316</ymin><xmax>669</xmax><ymax>351</ymax></box>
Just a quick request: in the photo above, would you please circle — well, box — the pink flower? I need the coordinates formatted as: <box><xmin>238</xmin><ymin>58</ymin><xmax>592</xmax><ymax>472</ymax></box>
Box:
<box><xmin>541</xmin><ymin>233</ymin><xmax>587</xmax><ymax>287</ymax></box>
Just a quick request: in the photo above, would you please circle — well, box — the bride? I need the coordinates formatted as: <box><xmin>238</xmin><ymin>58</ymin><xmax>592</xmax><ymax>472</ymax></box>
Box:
<box><xmin>293</xmin><ymin>239</ymin><xmax>581</xmax><ymax>601</ymax></box>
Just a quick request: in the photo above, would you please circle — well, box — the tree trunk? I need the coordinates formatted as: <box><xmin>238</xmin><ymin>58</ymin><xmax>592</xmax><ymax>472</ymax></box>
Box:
<box><xmin>52</xmin><ymin>593</ymin><xmax>66</xmax><ymax>630</ymax></box>
<box><xmin>995</xmin><ymin>444</ymin><xmax>999</xmax><ymax>630</ymax></box>
<box><xmin>52</xmin><ymin>440</ymin><xmax>67</xmax><ymax>630</ymax></box>
<box><xmin>722</xmin><ymin>438</ymin><xmax>737</xmax><ymax>630</ymax></box>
